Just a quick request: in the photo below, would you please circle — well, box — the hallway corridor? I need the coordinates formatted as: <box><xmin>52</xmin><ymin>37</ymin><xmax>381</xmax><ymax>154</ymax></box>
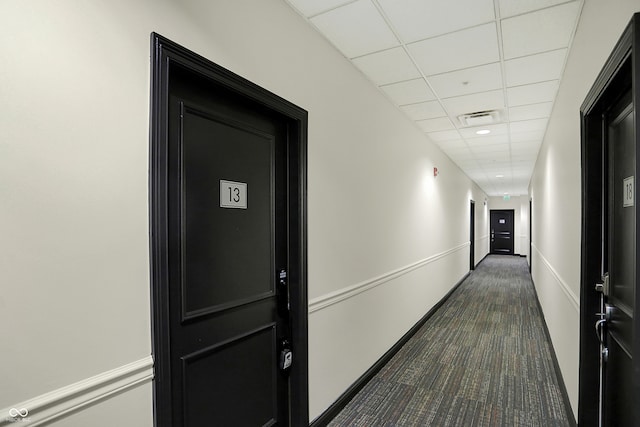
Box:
<box><xmin>327</xmin><ymin>256</ymin><xmax>573</xmax><ymax>426</ymax></box>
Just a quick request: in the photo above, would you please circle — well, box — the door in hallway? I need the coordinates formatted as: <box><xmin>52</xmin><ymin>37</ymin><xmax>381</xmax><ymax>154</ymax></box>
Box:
<box><xmin>150</xmin><ymin>35</ymin><xmax>308</xmax><ymax>426</ymax></box>
<box><xmin>490</xmin><ymin>210</ymin><xmax>514</xmax><ymax>255</ymax></box>
<box><xmin>600</xmin><ymin>90</ymin><xmax>635</xmax><ymax>427</ymax></box>
<box><xmin>580</xmin><ymin>13</ymin><xmax>639</xmax><ymax>426</ymax></box>
<box><xmin>470</xmin><ymin>200</ymin><xmax>475</xmax><ymax>270</ymax></box>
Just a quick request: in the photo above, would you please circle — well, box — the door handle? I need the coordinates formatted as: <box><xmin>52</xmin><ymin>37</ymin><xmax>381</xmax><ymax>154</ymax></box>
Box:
<box><xmin>595</xmin><ymin>319</ymin><xmax>606</xmax><ymax>344</ymax></box>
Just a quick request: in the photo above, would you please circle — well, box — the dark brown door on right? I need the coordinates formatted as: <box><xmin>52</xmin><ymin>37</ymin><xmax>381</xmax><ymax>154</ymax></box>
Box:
<box><xmin>490</xmin><ymin>210</ymin><xmax>514</xmax><ymax>255</ymax></box>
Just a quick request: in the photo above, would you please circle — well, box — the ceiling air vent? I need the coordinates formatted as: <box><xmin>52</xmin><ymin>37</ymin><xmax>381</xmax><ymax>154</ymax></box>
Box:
<box><xmin>457</xmin><ymin>110</ymin><xmax>501</xmax><ymax>127</ymax></box>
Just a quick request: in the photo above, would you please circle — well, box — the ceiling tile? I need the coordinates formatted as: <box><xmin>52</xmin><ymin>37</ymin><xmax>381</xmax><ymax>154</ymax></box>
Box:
<box><xmin>510</xmin><ymin>118</ymin><xmax>548</xmax><ymax>133</ymax></box>
<box><xmin>401</xmin><ymin>100</ymin><xmax>447</xmax><ymax>120</ymax></box>
<box><xmin>407</xmin><ymin>23</ymin><xmax>499</xmax><ymax>75</ymax></box>
<box><xmin>352</xmin><ymin>47</ymin><xmax>421</xmax><ymax>85</ymax></box>
<box><xmin>465</xmin><ymin>134</ymin><xmax>510</xmax><ymax>146</ymax></box>
<box><xmin>310</xmin><ymin>0</ymin><xmax>399</xmax><ymax>58</ymax></box>
<box><xmin>427</xmin><ymin>62</ymin><xmax>502</xmax><ymax>99</ymax></box>
<box><xmin>507</xmin><ymin>81</ymin><xmax>559</xmax><ymax>106</ymax></box>
<box><xmin>510</xmin><ymin>129</ymin><xmax>545</xmax><ymax>142</ymax></box>
<box><xmin>498</xmin><ymin>0</ymin><xmax>574</xmax><ymax>18</ymax></box>
<box><xmin>508</xmin><ymin>102</ymin><xmax>553</xmax><ymax>121</ymax></box>
<box><xmin>442</xmin><ymin>90</ymin><xmax>505</xmax><ymax>118</ymax></box>
<box><xmin>511</xmin><ymin>140</ymin><xmax>541</xmax><ymax>151</ymax></box>
<box><xmin>474</xmin><ymin>150</ymin><xmax>510</xmax><ymax>161</ymax></box>
<box><xmin>470</xmin><ymin>144</ymin><xmax>510</xmax><ymax>156</ymax></box>
<box><xmin>285</xmin><ymin>0</ymin><xmax>354</xmax><ymax>17</ymax></box>
<box><xmin>377</xmin><ymin>0</ymin><xmax>495</xmax><ymax>42</ymax></box>
<box><xmin>501</xmin><ymin>2</ymin><xmax>581</xmax><ymax>59</ymax></box>
<box><xmin>438</xmin><ymin>141</ymin><xmax>469</xmax><ymax>155</ymax></box>
<box><xmin>381</xmin><ymin>78</ymin><xmax>436</xmax><ymax>105</ymax></box>
<box><xmin>459</xmin><ymin>123</ymin><xmax>508</xmax><ymax>139</ymax></box>
<box><xmin>417</xmin><ymin>117</ymin><xmax>455</xmax><ymax>132</ymax></box>
<box><xmin>427</xmin><ymin>129</ymin><xmax>462</xmax><ymax>142</ymax></box>
<box><xmin>504</xmin><ymin>49</ymin><xmax>567</xmax><ymax>87</ymax></box>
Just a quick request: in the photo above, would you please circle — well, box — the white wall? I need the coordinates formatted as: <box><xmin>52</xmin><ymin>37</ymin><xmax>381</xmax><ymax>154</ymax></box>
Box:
<box><xmin>0</xmin><ymin>0</ymin><xmax>488</xmax><ymax>424</ymax></box>
<box><xmin>488</xmin><ymin>196</ymin><xmax>530</xmax><ymax>257</ymax></box>
<box><xmin>529</xmin><ymin>0</ymin><xmax>640</xmax><ymax>419</ymax></box>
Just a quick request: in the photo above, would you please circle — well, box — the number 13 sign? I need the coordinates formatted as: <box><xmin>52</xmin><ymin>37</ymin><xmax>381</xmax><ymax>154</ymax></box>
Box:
<box><xmin>220</xmin><ymin>180</ymin><xmax>247</xmax><ymax>209</ymax></box>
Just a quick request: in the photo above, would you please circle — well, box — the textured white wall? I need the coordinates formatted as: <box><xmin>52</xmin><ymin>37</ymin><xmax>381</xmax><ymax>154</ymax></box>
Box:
<box><xmin>529</xmin><ymin>0</ymin><xmax>640</xmax><ymax>418</ymax></box>
<box><xmin>1</xmin><ymin>0</ymin><xmax>490</xmax><ymax>423</ymax></box>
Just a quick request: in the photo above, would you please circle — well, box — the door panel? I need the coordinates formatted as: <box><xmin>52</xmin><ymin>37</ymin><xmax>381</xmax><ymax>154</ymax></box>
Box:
<box><xmin>183</xmin><ymin>325</ymin><xmax>278</xmax><ymax>426</ymax></box>
<box><xmin>181</xmin><ymin>106</ymin><xmax>275</xmax><ymax>317</ymax></box>
<box><xmin>603</xmin><ymin>94</ymin><xmax>634</xmax><ymax>426</ymax></box>
<box><xmin>490</xmin><ymin>210</ymin><xmax>514</xmax><ymax>255</ymax></box>
<box><xmin>167</xmin><ymin>86</ymin><xmax>289</xmax><ymax>426</ymax></box>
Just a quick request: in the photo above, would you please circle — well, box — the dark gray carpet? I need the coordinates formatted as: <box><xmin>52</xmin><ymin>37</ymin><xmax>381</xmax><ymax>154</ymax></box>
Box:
<box><xmin>328</xmin><ymin>255</ymin><xmax>572</xmax><ymax>427</ymax></box>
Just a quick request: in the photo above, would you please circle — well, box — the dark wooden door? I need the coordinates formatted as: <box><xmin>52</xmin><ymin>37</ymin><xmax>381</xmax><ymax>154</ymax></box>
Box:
<box><xmin>470</xmin><ymin>200</ymin><xmax>475</xmax><ymax>270</ymax></box>
<box><xmin>601</xmin><ymin>91</ymin><xmax>635</xmax><ymax>426</ymax></box>
<box><xmin>151</xmin><ymin>34</ymin><xmax>308</xmax><ymax>427</ymax></box>
<box><xmin>579</xmin><ymin>13</ymin><xmax>639</xmax><ymax>426</ymax></box>
<box><xmin>490</xmin><ymin>210</ymin><xmax>514</xmax><ymax>255</ymax></box>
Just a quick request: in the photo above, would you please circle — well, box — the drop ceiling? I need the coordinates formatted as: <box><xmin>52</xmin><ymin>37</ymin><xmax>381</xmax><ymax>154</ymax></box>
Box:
<box><xmin>283</xmin><ymin>0</ymin><xmax>584</xmax><ymax>196</ymax></box>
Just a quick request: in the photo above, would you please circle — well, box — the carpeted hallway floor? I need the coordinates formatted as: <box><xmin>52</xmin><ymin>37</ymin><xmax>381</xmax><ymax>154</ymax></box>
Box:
<box><xmin>327</xmin><ymin>255</ymin><xmax>573</xmax><ymax>427</ymax></box>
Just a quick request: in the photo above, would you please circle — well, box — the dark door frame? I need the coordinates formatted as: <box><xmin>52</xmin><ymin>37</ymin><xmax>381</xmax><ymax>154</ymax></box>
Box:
<box><xmin>149</xmin><ymin>33</ymin><xmax>308</xmax><ymax>426</ymax></box>
<box><xmin>529</xmin><ymin>199</ymin><xmax>532</xmax><ymax>273</ymax></box>
<box><xmin>579</xmin><ymin>14</ymin><xmax>639</xmax><ymax>426</ymax></box>
<box><xmin>490</xmin><ymin>209</ymin><xmax>515</xmax><ymax>255</ymax></box>
<box><xmin>470</xmin><ymin>200</ymin><xmax>475</xmax><ymax>270</ymax></box>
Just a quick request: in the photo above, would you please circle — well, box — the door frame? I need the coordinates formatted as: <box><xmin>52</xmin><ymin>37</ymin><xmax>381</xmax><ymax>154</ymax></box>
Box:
<box><xmin>470</xmin><ymin>200</ymin><xmax>475</xmax><ymax>270</ymax></box>
<box><xmin>579</xmin><ymin>14</ymin><xmax>640</xmax><ymax>426</ymax></box>
<box><xmin>149</xmin><ymin>33</ymin><xmax>308</xmax><ymax>426</ymax></box>
<box><xmin>489</xmin><ymin>209</ymin><xmax>515</xmax><ymax>255</ymax></box>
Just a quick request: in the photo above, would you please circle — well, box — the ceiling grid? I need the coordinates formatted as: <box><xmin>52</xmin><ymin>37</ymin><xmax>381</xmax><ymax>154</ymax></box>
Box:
<box><xmin>284</xmin><ymin>0</ymin><xmax>585</xmax><ymax>196</ymax></box>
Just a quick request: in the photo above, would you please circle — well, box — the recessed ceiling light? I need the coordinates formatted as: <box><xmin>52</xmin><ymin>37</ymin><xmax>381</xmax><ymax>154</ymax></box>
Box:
<box><xmin>496</xmin><ymin>174</ymin><xmax>504</xmax><ymax>178</ymax></box>
<box><xmin>476</xmin><ymin>129</ymin><xmax>491</xmax><ymax>135</ymax></box>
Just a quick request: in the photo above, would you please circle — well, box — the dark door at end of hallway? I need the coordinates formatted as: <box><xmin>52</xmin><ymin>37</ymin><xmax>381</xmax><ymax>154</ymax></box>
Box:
<box><xmin>490</xmin><ymin>210</ymin><xmax>514</xmax><ymax>255</ymax></box>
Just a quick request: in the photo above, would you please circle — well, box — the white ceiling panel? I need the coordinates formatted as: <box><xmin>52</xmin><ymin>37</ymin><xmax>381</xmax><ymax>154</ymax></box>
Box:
<box><xmin>511</xmin><ymin>140</ymin><xmax>541</xmax><ymax>151</ymax></box>
<box><xmin>510</xmin><ymin>118</ymin><xmax>548</xmax><ymax>133</ymax></box>
<box><xmin>352</xmin><ymin>47</ymin><xmax>421</xmax><ymax>85</ymax></box>
<box><xmin>442</xmin><ymin>90</ymin><xmax>505</xmax><ymax>118</ymax></box>
<box><xmin>286</xmin><ymin>0</ymin><xmax>354</xmax><ymax>17</ymax></box>
<box><xmin>417</xmin><ymin>117</ymin><xmax>455</xmax><ymax>132</ymax></box>
<box><xmin>377</xmin><ymin>0</ymin><xmax>495</xmax><ymax>43</ymax></box>
<box><xmin>437</xmin><ymin>138</ymin><xmax>468</xmax><ymax>149</ymax></box>
<box><xmin>465</xmin><ymin>134</ymin><xmax>510</xmax><ymax>146</ymax></box>
<box><xmin>501</xmin><ymin>2</ymin><xmax>581</xmax><ymax>59</ymax></box>
<box><xmin>380</xmin><ymin>78</ymin><xmax>435</xmax><ymax>105</ymax></box>
<box><xmin>401</xmin><ymin>100</ymin><xmax>447</xmax><ymax>120</ymax></box>
<box><xmin>427</xmin><ymin>62</ymin><xmax>502</xmax><ymax>99</ymax></box>
<box><xmin>470</xmin><ymin>144</ymin><xmax>510</xmax><ymax>156</ymax></box>
<box><xmin>473</xmin><ymin>150</ymin><xmax>510</xmax><ymax>161</ymax></box>
<box><xmin>504</xmin><ymin>49</ymin><xmax>567</xmax><ymax>87</ymax></box>
<box><xmin>310</xmin><ymin>0</ymin><xmax>398</xmax><ymax>58</ymax></box>
<box><xmin>459</xmin><ymin>123</ymin><xmax>509</xmax><ymax>139</ymax></box>
<box><xmin>507</xmin><ymin>80</ymin><xmax>559</xmax><ymax>106</ymax></box>
<box><xmin>427</xmin><ymin>129</ymin><xmax>463</xmax><ymax>142</ymax></box>
<box><xmin>498</xmin><ymin>0</ymin><xmax>573</xmax><ymax>18</ymax></box>
<box><xmin>510</xmin><ymin>129</ymin><xmax>546</xmax><ymax>142</ymax></box>
<box><xmin>407</xmin><ymin>23</ymin><xmax>499</xmax><ymax>76</ymax></box>
<box><xmin>508</xmin><ymin>102</ymin><xmax>553</xmax><ymax>121</ymax></box>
